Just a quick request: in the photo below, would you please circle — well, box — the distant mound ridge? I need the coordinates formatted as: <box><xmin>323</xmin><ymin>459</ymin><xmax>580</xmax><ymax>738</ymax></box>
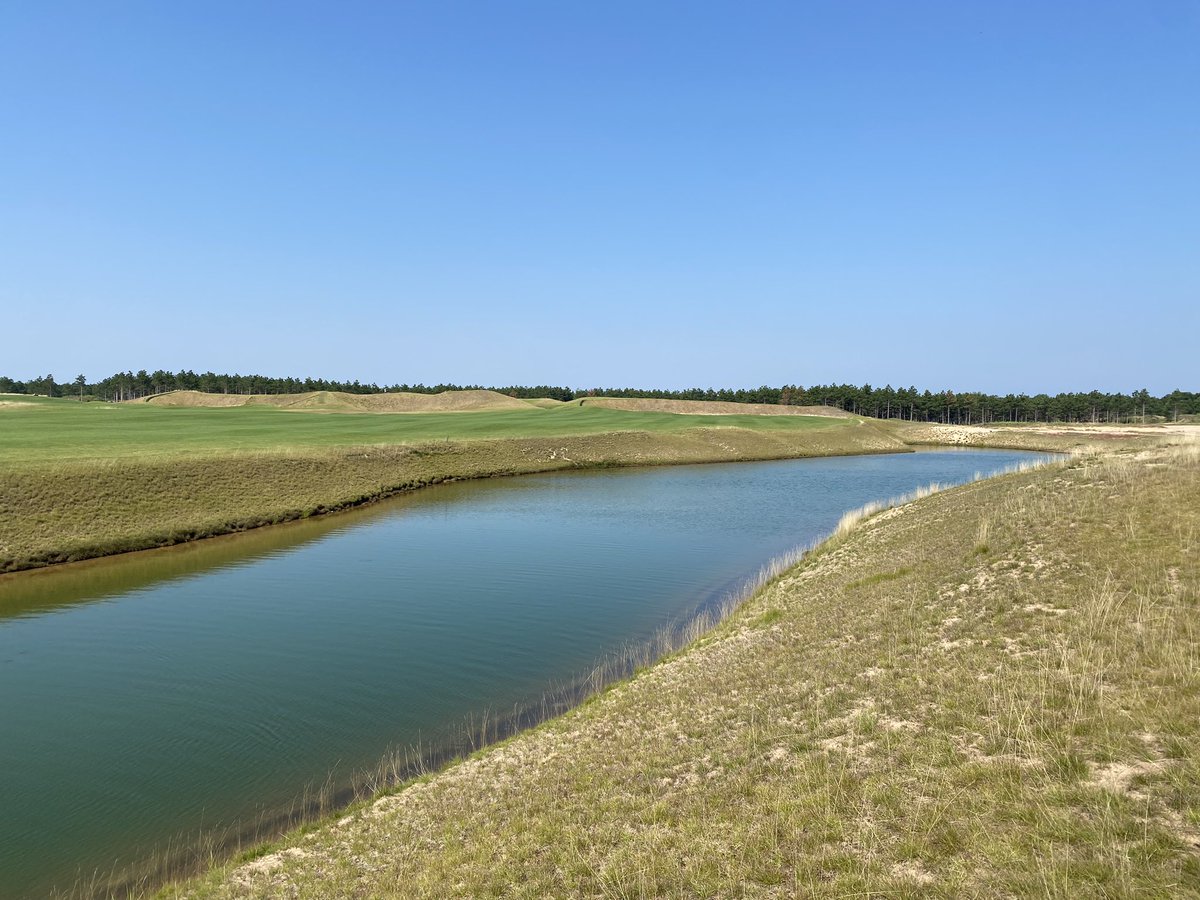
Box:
<box><xmin>579</xmin><ymin>397</ymin><xmax>857</xmax><ymax>418</ymax></box>
<box><xmin>141</xmin><ymin>390</ymin><xmax>533</xmax><ymax>413</ymax></box>
<box><xmin>139</xmin><ymin>391</ymin><xmax>859</xmax><ymax>417</ymax></box>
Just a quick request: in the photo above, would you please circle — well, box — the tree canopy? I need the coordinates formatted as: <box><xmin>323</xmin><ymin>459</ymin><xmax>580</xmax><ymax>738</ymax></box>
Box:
<box><xmin>1</xmin><ymin>370</ymin><xmax>1195</xmax><ymax>424</ymax></box>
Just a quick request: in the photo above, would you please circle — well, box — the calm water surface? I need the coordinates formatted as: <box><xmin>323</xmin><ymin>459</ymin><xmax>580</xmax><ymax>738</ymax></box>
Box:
<box><xmin>0</xmin><ymin>449</ymin><xmax>1050</xmax><ymax>896</ymax></box>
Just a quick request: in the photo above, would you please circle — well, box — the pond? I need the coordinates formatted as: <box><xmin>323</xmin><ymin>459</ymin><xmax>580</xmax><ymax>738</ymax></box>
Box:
<box><xmin>0</xmin><ymin>448</ymin><xmax>1051</xmax><ymax>897</ymax></box>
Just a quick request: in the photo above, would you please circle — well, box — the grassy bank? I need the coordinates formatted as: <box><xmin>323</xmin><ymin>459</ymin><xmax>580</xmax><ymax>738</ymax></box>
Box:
<box><xmin>0</xmin><ymin>394</ymin><xmax>850</xmax><ymax>463</ymax></box>
<box><xmin>1</xmin><ymin>396</ymin><xmax>893</xmax><ymax>573</ymax></box>
<box><xmin>2</xmin><ymin>390</ymin><xmax>1180</xmax><ymax>574</ymax></box>
<box><xmin>169</xmin><ymin>436</ymin><xmax>1199</xmax><ymax>898</ymax></box>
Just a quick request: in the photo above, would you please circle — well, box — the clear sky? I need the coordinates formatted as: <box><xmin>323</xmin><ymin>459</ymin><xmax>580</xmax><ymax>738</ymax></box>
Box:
<box><xmin>2</xmin><ymin>1</ymin><xmax>1196</xmax><ymax>394</ymax></box>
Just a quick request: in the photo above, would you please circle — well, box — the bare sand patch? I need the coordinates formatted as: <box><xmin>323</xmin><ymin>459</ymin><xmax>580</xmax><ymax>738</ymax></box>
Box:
<box><xmin>1087</xmin><ymin>759</ymin><xmax>1166</xmax><ymax>796</ymax></box>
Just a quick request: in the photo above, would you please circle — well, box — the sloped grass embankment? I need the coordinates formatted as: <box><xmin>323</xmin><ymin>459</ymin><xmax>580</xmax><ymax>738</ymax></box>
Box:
<box><xmin>0</xmin><ymin>417</ymin><xmax>896</xmax><ymax>574</ymax></box>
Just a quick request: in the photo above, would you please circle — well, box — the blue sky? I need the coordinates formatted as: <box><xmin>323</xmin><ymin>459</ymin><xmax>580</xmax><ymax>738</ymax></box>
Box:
<box><xmin>2</xmin><ymin>1</ymin><xmax>1196</xmax><ymax>393</ymax></box>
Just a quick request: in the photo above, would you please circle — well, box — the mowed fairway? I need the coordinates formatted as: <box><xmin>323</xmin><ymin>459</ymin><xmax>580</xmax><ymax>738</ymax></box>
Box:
<box><xmin>0</xmin><ymin>394</ymin><xmax>895</xmax><ymax>573</ymax></box>
<box><xmin>0</xmin><ymin>395</ymin><xmax>848</xmax><ymax>465</ymax></box>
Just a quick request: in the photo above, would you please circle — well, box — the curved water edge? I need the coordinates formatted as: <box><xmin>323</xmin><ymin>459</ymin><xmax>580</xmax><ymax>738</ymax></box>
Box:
<box><xmin>0</xmin><ymin>449</ymin><xmax>1059</xmax><ymax>898</ymax></box>
<box><xmin>3</xmin><ymin>424</ymin><xmax>909</xmax><ymax>576</ymax></box>
<box><xmin>191</xmin><ymin>452</ymin><xmax>1063</xmax><ymax>895</ymax></box>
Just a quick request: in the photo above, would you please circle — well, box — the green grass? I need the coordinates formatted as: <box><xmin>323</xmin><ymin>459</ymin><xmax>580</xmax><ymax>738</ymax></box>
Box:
<box><xmin>0</xmin><ymin>397</ymin><xmax>847</xmax><ymax>465</ymax></box>
<box><xmin>0</xmin><ymin>398</ymin><xmax>896</xmax><ymax>573</ymax></box>
<box><xmin>167</xmin><ymin>437</ymin><xmax>1200</xmax><ymax>899</ymax></box>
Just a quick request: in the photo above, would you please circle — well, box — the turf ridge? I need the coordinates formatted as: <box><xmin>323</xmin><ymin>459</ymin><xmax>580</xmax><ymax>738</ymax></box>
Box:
<box><xmin>0</xmin><ymin>402</ymin><xmax>892</xmax><ymax>573</ymax></box>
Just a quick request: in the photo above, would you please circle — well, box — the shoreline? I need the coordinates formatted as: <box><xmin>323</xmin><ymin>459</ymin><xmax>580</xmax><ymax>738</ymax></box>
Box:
<box><xmin>14</xmin><ymin>430</ymin><xmax>1192</xmax><ymax>896</ymax></box>
<box><xmin>83</xmin><ymin>450</ymin><xmax>1060</xmax><ymax>898</ymax></box>
<box><xmin>1</xmin><ymin>416</ymin><xmax>1145</xmax><ymax>578</ymax></box>
<box><xmin>2</xmin><ymin>424</ymin><xmax>911</xmax><ymax>576</ymax></box>
<box><xmin>93</xmin><ymin>542</ymin><xmax>821</xmax><ymax>900</ymax></box>
<box><xmin>176</xmin><ymin>435</ymin><xmax>1199</xmax><ymax>898</ymax></box>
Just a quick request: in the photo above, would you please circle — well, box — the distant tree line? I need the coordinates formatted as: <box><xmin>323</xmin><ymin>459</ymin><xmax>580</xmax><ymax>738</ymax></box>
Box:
<box><xmin>1</xmin><ymin>370</ymin><xmax>1196</xmax><ymax>423</ymax></box>
<box><xmin>582</xmin><ymin>384</ymin><xmax>1200</xmax><ymax>424</ymax></box>
<box><xmin>0</xmin><ymin>370</ymin><xmax>581</xmax><ymax>405</ymax></box>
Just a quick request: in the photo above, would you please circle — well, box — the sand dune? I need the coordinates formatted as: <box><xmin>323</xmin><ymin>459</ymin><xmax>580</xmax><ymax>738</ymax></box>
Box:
<box><xmin>139</xmin><ymin>391</ymin><xmax>858</xmax><ymax>417</ymax></box>
<box><xmin>578</xmin><ymin>397</ymin><xmax>856</xmax><ymax>418</ymax></box>
<box><xmin>141</xmin><ymin>390</ymin><xmax>532</xmax><ymax>413</ymax></box>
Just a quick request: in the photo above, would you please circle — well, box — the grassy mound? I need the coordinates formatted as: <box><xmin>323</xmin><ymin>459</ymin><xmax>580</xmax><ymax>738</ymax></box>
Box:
<box><xmin>521</xmin><ymin>398</ymin><xmax>568</xmax><ymax>409</ymax></box>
